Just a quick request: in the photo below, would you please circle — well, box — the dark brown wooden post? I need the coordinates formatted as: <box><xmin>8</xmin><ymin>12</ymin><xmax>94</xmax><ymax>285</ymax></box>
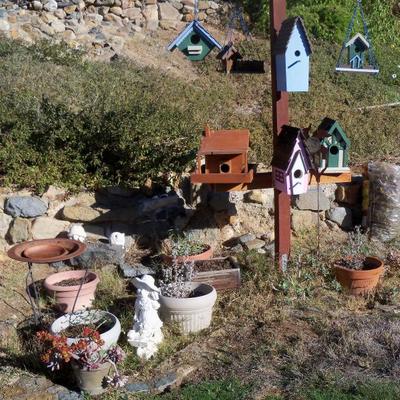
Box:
<box><xmin>270</xmin><ymin>0</ymin><xmax>291</xmax><ymax>271</ymax></box>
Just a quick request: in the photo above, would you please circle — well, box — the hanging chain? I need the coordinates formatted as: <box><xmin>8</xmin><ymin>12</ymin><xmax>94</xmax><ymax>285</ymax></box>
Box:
<box><xmin>194</xmin><ymin>0</ymin><xmax>199</xmax><ymax>21</ymax></box>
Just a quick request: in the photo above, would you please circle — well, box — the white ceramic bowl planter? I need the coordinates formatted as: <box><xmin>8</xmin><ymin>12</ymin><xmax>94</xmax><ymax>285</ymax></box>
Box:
<box><xmin>159</xmin><ymin>283</ymin><xmax>217</xmax><ymax>334</ymax></box>
<box><xmin>51</xmin><ymin>310</ymin><xmax>121</xmax><ymax>350</ymax></box>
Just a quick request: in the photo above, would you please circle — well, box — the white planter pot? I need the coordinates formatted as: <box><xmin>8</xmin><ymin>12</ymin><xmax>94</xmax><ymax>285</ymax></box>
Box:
<box><xmin>50</xmin><ymin>310</ymin><xmax>121</xmax><ymax>350</ymax></box>
<box><xmin>159</xmin><ymin>283</ymin><xmax>217</xmax><ymax>334</ymax></box>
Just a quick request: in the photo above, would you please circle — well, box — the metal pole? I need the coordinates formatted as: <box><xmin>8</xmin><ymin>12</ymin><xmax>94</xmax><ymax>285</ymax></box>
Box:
<box><xmin>270</xmin><ymin>0</ymin><xmax>291</xmax><ymax>271</ymax></box>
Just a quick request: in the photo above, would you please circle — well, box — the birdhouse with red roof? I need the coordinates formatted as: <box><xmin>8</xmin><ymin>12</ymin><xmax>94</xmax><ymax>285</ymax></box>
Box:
<box><xmin>191</xmin><ymin>126</ymin><xmax>254</xmax><ymax>185</ymax></box>
<box><xmin>271</xmin><ymin>126</ymin><xmax>313</xmax><ymax>195</ymax></box>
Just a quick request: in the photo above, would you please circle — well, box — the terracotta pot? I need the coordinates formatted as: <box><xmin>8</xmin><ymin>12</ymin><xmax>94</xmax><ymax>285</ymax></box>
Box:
<box><xmin>44</xmin><ymin>270</ymin><xmax>99</xmax><ymax>313</ymax></box>
<box><xmin>50</xmin><ymin>310</ymin><xmax>121</xmax><ymax>350</ymax></box>
<box><xmin>159</xmin><ymin>283</ymin><xmax>217</xmax><ymax>334</ymax></box>
<box><xmin>162</xmin><ymin>245</ymin><xmax>213</xmax><ymax>264</ymax></box>
<box><xmin>333</xmin><ymin>256</ymin><xmax>384</xmax><ymax>295</ymax></box>
<box><xmin>72</xmin><ymin>361</ymin><xmax>112</xmax><ymax>395</ymax></box>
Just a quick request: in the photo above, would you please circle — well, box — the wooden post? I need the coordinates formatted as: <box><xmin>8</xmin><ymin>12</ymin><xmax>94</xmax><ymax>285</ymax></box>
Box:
<box><xmin>270</xmin><ymin>0</ymin><xmax>291</xmax><ymax>271</ymax></box>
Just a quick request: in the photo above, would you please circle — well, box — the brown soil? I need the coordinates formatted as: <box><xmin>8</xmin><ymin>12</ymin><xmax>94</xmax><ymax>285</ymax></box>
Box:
<box><xmin>62</xmin><ymin>320</ymin><xmax>113</xmax><ymax>337</ymax></box>
<box><xmin>195</xmin><ymin>258</ymin><xmax>234</xmax><ymax>272</ymax></box>
<box><xmin>55</xmin><ymin>276</ymin><xmax>93</xmax><ymax>287</ymax></box>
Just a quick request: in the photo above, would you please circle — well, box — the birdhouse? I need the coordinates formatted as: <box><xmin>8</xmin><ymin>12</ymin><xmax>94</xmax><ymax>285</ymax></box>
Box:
<box><xmin>167</xmin><ymin>20</ymin><xmax>222</xmax><ymax>61</ymax></box>
<box><xmin>314</xmin><ymin>118</ymin><xmax>351</xmax><ymax>173</ymax></box>
<box><xmin>217</xmin><ymin>42</ymin><xmax>243</xmax><ymax>74</ymax></box>
<box><xmin>191</xmin><ymin>126</ymin><xmax>254</xmax><ymax>185</ymax></box>
<box><xmin>346</xmin><ymin>33</ymin><xmax>370</xmax><ymax>69</ymax></box>
<box><xmin>275</xmin><ymin>16</ymin><xmax>312</xmax><ymax>92</ymax></box>
<box><xmin>271</xmin><ymin>126</ymin><xmax>313</xmax><ymax>195</ymax></box>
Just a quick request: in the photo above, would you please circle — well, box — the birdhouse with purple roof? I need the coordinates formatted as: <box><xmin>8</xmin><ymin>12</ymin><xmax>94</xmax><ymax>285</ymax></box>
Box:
<box><xmin>275</xmin><ymin>16</ymin><xmax>312</xmax><ymax>92</ymax></box>
<box><xmin>271</xmin><ymin>126</ymin><xmax>313</xmax><ymax>195</ymax></box>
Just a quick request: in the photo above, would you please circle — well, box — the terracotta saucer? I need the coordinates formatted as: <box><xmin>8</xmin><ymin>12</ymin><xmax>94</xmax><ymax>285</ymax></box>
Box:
<box><xmin>8</xmin><ymin>239</ymin><xmax>87</xmax><ymax>264</ymax></box>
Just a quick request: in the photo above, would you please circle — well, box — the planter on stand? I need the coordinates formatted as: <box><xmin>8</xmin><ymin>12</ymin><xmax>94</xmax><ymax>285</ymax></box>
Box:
<box><xmin>44</xmin><ymin>270</ymin><xmax>99</xmax><ymax>313</ymax></box>
<box><xmin>333</xmin><ymin>256</ymin><xmax>384</xmax><ymax>295</ymax></box>
<box><xmin>51</xmin><ymin>310</ymin><xmax>121</xmax><ymax>349</ymax></box>
<box><xmin>159</xmin><ymin>282</ymin><xmax>217</xmax><ymax>334</ymax></box>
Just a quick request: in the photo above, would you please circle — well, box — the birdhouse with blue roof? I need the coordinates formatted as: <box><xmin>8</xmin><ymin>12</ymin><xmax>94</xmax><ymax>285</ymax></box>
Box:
<box><xmin>346</xmin><ymin>33</ymin><xmax>370</xmax><ymax>69</ymax></box>
<box><xmin>313</xmin><ymin>118</ymin><xmax>351</xmax><ymax>173</ymax></box>
<box><xmin>275</xmin><ymin>16</ymin><xmax>312</xmax><ymax>92</ymax></box>
<box><xmin>167</xmin><ymin>20</ymin><xmax>222</xmax><ymax>61</ymax></box>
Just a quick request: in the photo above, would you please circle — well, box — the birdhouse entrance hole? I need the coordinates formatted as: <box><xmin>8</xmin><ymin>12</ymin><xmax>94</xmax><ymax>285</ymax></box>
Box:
<box><xmin>294</xmin><ymin>169</ymin><xmax>303</xmax><ymax>179</ymax></box>
<box><xmin>191</xmin><ymin>34</ymin><xmax>201</xmax><ymax>44</ymax></box>
<box><xmin>330</xmin><ymin>146</ymin><xmax>339</xmax><ymax>155</ymax></box>
<box><xmin>220</xmin><ymin>163</ymin><xmax>231</xmax><ymax>173</ymax></box>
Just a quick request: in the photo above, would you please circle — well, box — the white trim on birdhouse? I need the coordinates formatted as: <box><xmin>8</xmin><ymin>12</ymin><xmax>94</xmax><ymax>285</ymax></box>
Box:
<box><xmin>188</xmin><ymin>45</ymin><xmax>203</xmax><ymax>55</ymax></box>
<box><xmin>345</xmin><ymin>33</ymin><xmax>370</xmax><ymax>49</ymax></box>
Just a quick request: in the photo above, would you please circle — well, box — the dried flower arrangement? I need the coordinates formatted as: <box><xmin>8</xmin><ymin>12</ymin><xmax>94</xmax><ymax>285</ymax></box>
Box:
<box><xmin>158</xmin><ymin>260</ymin><xmax>196</xmax><ymax>298</ymax></box>
<box><xmin>336</xmin><ymin>227</ymin><xmax>372</xmax><ymax>270</ymax></box>
<box><xmin>162</xmin><ymin>233</ymin><xmax>208</xmax><ymax>258</ymax></box>
<box><xmin>36</xmin><ymin>327</ymin><xmax>127</xmax><ymax>389</ymax></box>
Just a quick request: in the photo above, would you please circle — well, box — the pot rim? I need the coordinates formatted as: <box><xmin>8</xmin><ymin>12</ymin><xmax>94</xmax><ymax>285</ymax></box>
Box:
<box><xmin>51</xmin><ymin>309</ymin><xmax>118</xmax><ymax>338</ymax></box>
<box><xmin>333</xmin><ymin>256</ymin><xmax>384</xmax><ymax>273</ymax></box>
<box><xmin>162</xmin><ymin>245</ymin><xmax>213</xmax><ymax>262</ymax></box>
<box><xmin>160</xmin><ymin>282</ymin><xmax>216</xmax><ymax>302</ymax></box>
<box><xmin>44</xmin><ymin>270</ymin><xmax>99</xmax><ymax>292</ymax></box>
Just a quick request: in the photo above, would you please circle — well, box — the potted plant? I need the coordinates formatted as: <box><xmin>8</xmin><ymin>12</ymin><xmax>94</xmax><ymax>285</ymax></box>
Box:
<box><xmin>161</xmin><ymin>233</ymin><xmax>213</xmax><ymax>264</ymax></box>
<box><xmin>333</xmin><ymin>228</ymin><xmax>384</xmax><ymax>295</ymax></box>
<box><xmin>37</xmin><ymin>326</ymin><xmax>127</xmax><ymax>395</ymax></box>
<box><xmin>50</xmin><ymin>309</ymin><xmax>121</xmax><ymax>350</ymax></box>
<box><xmin>44</xmin><ymin>269</ymin><xmax>100</xmax><ymax>313</ymax></box>
<box><xmin>158</xmin><ymin>260</ymin><xmax>217</xmax><ymax>334</ymax></box>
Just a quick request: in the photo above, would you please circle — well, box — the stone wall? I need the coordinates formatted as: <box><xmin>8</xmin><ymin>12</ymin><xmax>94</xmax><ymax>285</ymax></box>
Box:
<box><xmin>0</xmin><ymin>0</ymin><xmax>226</xmax><ymax>46</ymax></box>
<box><xmin>0</xmin><ymin>178</ymin><xmax>362</xmax><ymax>254</ymax></box>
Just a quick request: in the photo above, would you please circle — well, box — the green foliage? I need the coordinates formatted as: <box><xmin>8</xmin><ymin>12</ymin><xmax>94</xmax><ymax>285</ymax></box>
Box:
<box><xmin>303</xmin><ymin>381</ymin><xmax>400</xmax><ymax>400</ymax></box>
<box><xmin>139</xmin><ymin>379</ymin><xmax>251</xmax><ymax>400</ymax></box>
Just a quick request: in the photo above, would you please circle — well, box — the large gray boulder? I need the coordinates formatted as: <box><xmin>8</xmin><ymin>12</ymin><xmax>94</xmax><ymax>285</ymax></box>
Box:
<box><xmin>5</xmin><ymin>196</ymin><xmax>48</xmax><ymax>218</ymax></box>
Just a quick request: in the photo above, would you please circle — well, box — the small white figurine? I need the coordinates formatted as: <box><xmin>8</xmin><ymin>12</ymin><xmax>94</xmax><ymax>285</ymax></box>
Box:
<box><xmin>127</xmin><ymin>275</ymin><xmax>163</xmax><ymax>360</ymax></box>
<box><xmin>109</xmin><ymin>232</ymin><xmax>125</xmax><ymax>248</ymax></box>
<box><xmin>67</xmin><ymin>223</ymin><xmax>87</xmax><ymax>242</ymax></box>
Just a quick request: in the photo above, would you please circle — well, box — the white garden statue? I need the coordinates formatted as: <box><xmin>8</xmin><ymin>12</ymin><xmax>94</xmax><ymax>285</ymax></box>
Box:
<box><xmin>67</xmin><ymin>223</ymin><xmax>87</xmax><ymax>242</ymax></box>
<box><xmin>127</xmin><ymin>275</ymin><xmax>163</xmax><ymax>360</ymax></box>
<box><xmin>109</xmin><ymin>232</ymin><xmax>125</xmax><ymax>248</ymax></box>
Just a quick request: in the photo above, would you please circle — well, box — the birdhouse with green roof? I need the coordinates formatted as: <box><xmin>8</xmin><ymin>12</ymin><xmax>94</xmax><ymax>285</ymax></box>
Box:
<box><xmin>314</xmin><ymin>118</ymin><xmax>351</xmax><ymax>173</ymax></box>
<box><xmin>167</xmin><ymin>20</ymin><xmax>222</xmax><ymax>62</ymax></box>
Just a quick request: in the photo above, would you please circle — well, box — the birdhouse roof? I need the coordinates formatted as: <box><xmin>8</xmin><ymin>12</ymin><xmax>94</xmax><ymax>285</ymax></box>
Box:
<box><xmin>167</xmin><ymin>20</ymin><xmax>223</xmax><ymax>51</ymax></box>
<box><xmin>345</xmin><ymin>33</ymin><xmax>370</xmax><ymax>49</ymax></box>
<box><xmin>271</xmin><ymin>125</ymin><xmax>312</xmax><ymax>171</ymax></box>
<box><xmin>275</xmin><ymin>16</ymin><xmax>312</xmax><ymax>56</ymax></box>
<box><xmin>198</xmin><ymin>128</ymin><xmax>250</xmax><ymax>155</ymax></box>
<box><xmin>316</xmin><ymin>117</ymin><xmax>350</xmax><ymax>147</ymax></box>
<box><xmin>217</xmin><ymin>42</ymin><xmax>243</xmax><ymax>61</ymax></box>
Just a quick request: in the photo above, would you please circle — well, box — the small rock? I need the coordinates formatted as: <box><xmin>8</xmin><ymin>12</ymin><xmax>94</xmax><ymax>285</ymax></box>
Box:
<box><xmin>51</xmin><ymin>19</ymin><xmax>66</xmax><ymax>33</ymax></box>
<box><xmin>54</xmin><ymin>9</ymin><xmax>66</xmax><ymax>18</ymax></box>
<box><xmin>5</xmin><ymin>196</ymin><xmax>48</xmax><ymax>218</ymax></box>
<box><xmin>31</xmin><ymin>217</ymin><xmax>69</xmax><ymax>240</ymax></box>
<box><xmin>291</xmin><ymin>210</ymin><xmax>321</xmax><ymax>232</ymax></box>
<box><xmin>0</xmin><ymin>211</ymin><xmax>12</xmax><ymax>239</ymax></box>
<box><xmin>120</xmin><ymin>263</ymin><xmax>155</xmax><ymax>278</ymax></box>
<box><xmin>326</xmin><ymin>207</ymin><xmax>353</xmax><ymax>230</ymax></box>
<box><xmin>32</xmin><ymin>0</ymin><xmax>43</xmax><ymax>10</ymax></box>
<box><xmin>0</xmin><ymin>19</ymin><xmax>10</xmax><ymax>31</ymax></box>
<box><xmin>294</xmin><ymin>189</ymin><xmax>331</xmax><ymax>211</ymax></box>
<box><xmin>69</xmin><ymin>242</ymin><xmax>124</xmax><ymax>268</ymax></box>
<box><xmin>61</xmin><ymin>205</ymin><xmax>102</xmax><ymax>222</ymax></box>
<box><xmin>245</xmin><ymin>239</ymin><xmax>266</xmax><ymax>251</ymax></box>
<box><xmin>153</xmin><ymin>372</ymin><xmax>177</xmax><ymax>393</ymax></box>
<box><xmin>64</xmin><ymin>4</ymin><xmax>77</xmax><ymax>13</ymax></box>
<box><xmin>44</xmin><ymin>0</ymin><xmax>58</xmax><ymax>11</ymax></box>
<box><xmin>7</xmin><ymin>218</ymin><xmax>31</xmax><ymax>244</ymax></box>
<box><xmin>125</xmin><ymin>382</ymin><xmax>150</xmax><ymax>393</ymax></box>
<box><xmin>158</xmin><ymin>2</ymin><xmax>181</xmax><ymax>20</ymax></box>
<box><xmin>110</xmin><ymin>5</ymin><xmax>122</xmax><ymax>15</ymax></box>
<box><xmin>238</xmin><ymin>233</ymin><xmax>256</xmax><ymax>244</ymax></box>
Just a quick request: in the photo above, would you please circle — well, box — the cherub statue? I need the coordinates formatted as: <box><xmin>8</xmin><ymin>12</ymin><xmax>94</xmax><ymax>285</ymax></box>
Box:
<box><xmin>127</xmin><ymin>275</ymin><xmax>163</xmax><ymax>360</ymax></box>
<box><xmin>67</xmin><ymin>223</ymin><xmax>87</xmax><ymax>242</ymax></box>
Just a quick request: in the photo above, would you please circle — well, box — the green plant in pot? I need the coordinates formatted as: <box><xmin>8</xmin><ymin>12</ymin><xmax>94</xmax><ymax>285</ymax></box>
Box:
<box><xmin>37</xmin><ymin>325</ymin><xmax>126</xmax><ymax>395</ymax></box>
<box><xmin>333</xmin><ymin>228</ymin><xmax>384</xmax><ymax>296</ymax></box>
<box><xmin>161</xmin><ymin>232</ymin><xmax>213</xmax><ymax>264</ymax></box>
<box><xmin>158</xmin><ymin>260</ymin><xmax>217</xmax><ymax>334</ymax></box>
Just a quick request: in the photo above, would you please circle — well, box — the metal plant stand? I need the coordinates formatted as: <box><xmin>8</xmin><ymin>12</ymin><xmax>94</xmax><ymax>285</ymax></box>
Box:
<box><xmin>8</xmin><ymin>238</ymin><xmax>87</xmax><ymax>325</ymax></box>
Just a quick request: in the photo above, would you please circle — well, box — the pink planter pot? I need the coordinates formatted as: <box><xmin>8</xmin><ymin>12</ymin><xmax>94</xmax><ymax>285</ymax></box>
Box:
<box><xmin>162</xmin><ymin>245</ymin><xmax>213</xmax><ymax>264</ymax></box>
<box><xmin>44</xmin><ymin>270</ymin><xmax>99</xmax><ymax>313</ymax></box>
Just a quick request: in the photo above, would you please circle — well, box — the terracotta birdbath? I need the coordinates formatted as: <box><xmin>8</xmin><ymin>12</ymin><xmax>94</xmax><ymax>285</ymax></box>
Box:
<box><xmin>8</xmin><ymin>239</ymin><xmax>87</xmax><ymax>324</ymax></box>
